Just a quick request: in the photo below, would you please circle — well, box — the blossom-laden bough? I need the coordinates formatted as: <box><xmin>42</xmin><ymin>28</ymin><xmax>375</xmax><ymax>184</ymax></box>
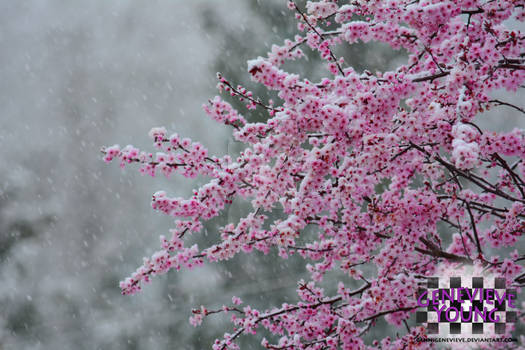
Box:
<box><xmin>103</xmin><ymin>0</ymin><xmax>525</xmax><ymax>349</ymax></box>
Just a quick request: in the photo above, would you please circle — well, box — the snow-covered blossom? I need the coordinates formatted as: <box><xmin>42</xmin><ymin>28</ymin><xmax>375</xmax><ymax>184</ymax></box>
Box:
<box><xmin>104</xmin><ymin>1</ymin><xmax>525</xmax><ymax>348</ymax></box>
<box><xmin>452</xmin><ymin>138</ymin><xmax>480</xmax><ymax>169</ymax></box>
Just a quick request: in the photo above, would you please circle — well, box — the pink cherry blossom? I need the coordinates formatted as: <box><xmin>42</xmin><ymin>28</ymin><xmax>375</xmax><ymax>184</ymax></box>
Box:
<box><xmin>104</xmin><ymin>1</ymin><xmax>525</xmax><ymax>348</ymax></box>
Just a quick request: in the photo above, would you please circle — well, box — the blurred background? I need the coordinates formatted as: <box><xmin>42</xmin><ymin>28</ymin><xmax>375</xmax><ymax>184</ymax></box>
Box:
<box><xmin>0</xmin><ymin>1</ymin><xmax>522</xmax><ymax>349</ymax></box>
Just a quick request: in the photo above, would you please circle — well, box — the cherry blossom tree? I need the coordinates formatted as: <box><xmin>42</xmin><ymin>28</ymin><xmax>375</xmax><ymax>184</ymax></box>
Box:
<box><xmin>103</xmin><ymin>0</ymin><xmax>525</xmax><ymax>348</ymax></box>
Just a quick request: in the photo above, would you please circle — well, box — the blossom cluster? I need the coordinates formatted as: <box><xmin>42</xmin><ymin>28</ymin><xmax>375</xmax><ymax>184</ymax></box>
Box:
<box><xmin>104</xmin><ymin>0</ymin><xmax>525</xmax><ymax>349</ymax></box>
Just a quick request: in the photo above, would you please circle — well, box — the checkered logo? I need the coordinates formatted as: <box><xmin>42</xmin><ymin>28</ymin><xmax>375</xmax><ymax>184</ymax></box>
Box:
<box><xmin>416</xmin><ymin>277</ymin><xmax>517</xmax><ymax>335</ymax></box>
